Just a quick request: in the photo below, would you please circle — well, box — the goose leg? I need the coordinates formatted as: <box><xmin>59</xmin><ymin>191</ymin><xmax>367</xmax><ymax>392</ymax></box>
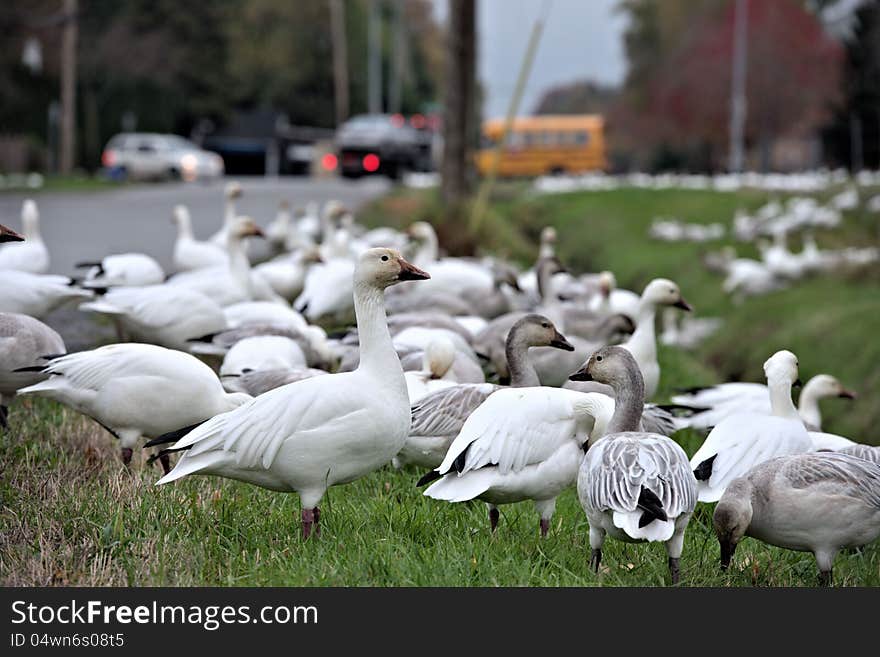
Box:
<box><xmin>815</xmin><ymin>551</ymin><xmax>834</xmax><ymax>587</ymax></box>
<box><xmin>589</xmin><ymin>525</ymin><xmax>605</xmax><ymax>573</ymax></box>
<box><xmin>159</xmin><ymin>452</ymin><xmax>172</xmax><ymax>475</ymax></box>
<box><xmin>0</xmin><ymin>404</ymin><xmax>8</xmax><ymax>430</ymax></box>
<box><xmin>313</xmin><ymin>507</ymin><xmax>321</xmax><ymax>537</ymax></box>
<box><xmin>665</xmin><ymin>521</ymin><xmax>687</xmax><ymax>585</ymax></box>
<box><xmin>488</xmin><ymin>504</ymin><xmax>499</xmax><ymax>532</ymax></box>
<box><xmin>535</xmin><ymin>498</ymin><xmax>556</xmax><ymax>538</ymax></box>
<box><xmin>121</xmin><ymin>447</ymin><xmax>133</xmax><ymax>466</ymax></box>
<box><xmin>668</xmin><ymin>558</ymin><xmax>680</xmax><ymax>585</ymax></box>
<box><xmin>301</xmin><ymin>507</ymin><xmax>316</xmax><ymax>539</ymax></box>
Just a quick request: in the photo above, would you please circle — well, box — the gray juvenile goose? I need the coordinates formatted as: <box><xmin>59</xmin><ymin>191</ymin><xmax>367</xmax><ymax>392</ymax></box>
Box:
<box><xmin>713</xmin><ymin>451</ymin><xmax>880</xmax><ymax>586</ymax></box>
<box><xmin>571</xmin><ymin>346</ymin><xmax>697</xmax><ymax>585</ymax></box>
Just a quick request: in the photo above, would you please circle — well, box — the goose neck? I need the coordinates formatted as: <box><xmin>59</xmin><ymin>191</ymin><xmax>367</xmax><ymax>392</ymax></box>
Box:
<box><xmin>505</xmin><ymin>335</ymin><xmax>540</xmax><ymax>387</ymax></box>
<box><xmin>414</xmin><ymin>233</ymin><xmax>438</xmax><ymax>267</ymax></box>
<box><xmin>226</xmin><ymin>235</ymin><xmax>253</xmax><ymax>295</ymax></box>
<box><xmin>768</xmin><ymin>381</ymin><xmax>800</xmax><ymax>420</ymax></box>
<box><xmin>23</xmin><ymin>214</ymin><xmax>41</xmax><ymax>241</ymax></box>
<box><xmin>177</xmin><ymin>215</ymin><xmax>194</xmax><ymax>240</ymax></box>
<box><xmin>354</xmin><ymin>282</ymin><xmax>402</xmax><ymax>381</ymax></box>
<box><xmin>626</xmin><ymin>302</ymin><xmax>658</xmax><ymax>362</ymax></box>
<box><xmin>796</xmin><ymin>382</ymin><xmax>821</xmax><ymax>428</ymax></box>
<box><xmin>223</xmin><ymin>199</ymin><xmax>237</xmax><ymax>229</ymax></box>
<box><xmin>606</xmin><ymin>367</ymin><xmax>645</xmax><ymax>434</ymax></box>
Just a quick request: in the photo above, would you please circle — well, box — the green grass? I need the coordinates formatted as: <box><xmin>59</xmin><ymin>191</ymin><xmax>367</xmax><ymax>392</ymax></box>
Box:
<box><xmin>3</xmin><ymin>183</ymin><xmax>880</xmax><ymax>587</ymax></box>
<box><xmin>3</xmin><ymin>400</ymin><xmax>879</xmax><ymax>586</ymax></box>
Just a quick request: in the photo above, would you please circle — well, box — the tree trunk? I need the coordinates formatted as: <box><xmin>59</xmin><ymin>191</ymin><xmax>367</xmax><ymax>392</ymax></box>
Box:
<box><xmin>329</xmin><ymin>0</ymin><xmax>349</xmax><ymax>127</ymax></box>
<box><xmin>60</xmin><ymin>0</ymin><xmax>78</xmax><ymax>175</ymax></box>
<box><xmin>441</xmin><ymin>0</ymin><xmax>476</xmax><ymax>212</ymax></box>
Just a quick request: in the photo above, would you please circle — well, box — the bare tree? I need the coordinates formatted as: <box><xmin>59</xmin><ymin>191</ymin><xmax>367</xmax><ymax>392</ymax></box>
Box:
<box><xmin>59</xmin><ymin>0</ymin><xmax>77</xmax><ymax>174</ymax></box>
<box><xmin>440</xmin><ymin>0</ymin><xmax>476</xmax><ymax>211</ymax></box>
<box><xmin>329</xmin><ymin>0</ymin><xmax>349</xmax><ymax>126</ymax></box>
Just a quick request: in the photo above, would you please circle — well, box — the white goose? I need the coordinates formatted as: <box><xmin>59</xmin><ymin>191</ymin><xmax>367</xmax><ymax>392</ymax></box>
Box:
<box><xmin>689</xmin><ymin>350</ymin><xmax>813</xmax><ymax>503</ymax></box>
<box><xmin>208</xmin><ymin>180</ymin><xmax>243</xmax><ymax>247</ymax></box>
<box><xmin>168</xmin><ymin>216</ymin><xmax>280</xmax><ymax>306</ymax></box>
<box><xmin>714</xmin><ymin>452</ymin><xmax>880</xmax><ymax>586</ymax></box>
<box><xmin>0</xmin><ymin>270</ymin><xmax>92</xmax><ymax>319</ymax></box>
<box><xmin>421</xmin><ymin>385</ymin><xmax>611</xmax><ymax>537</ymax></box>
<box><xmin>402</xmin><ymin>314</ymin><xmax>574</xmax><ymax>470</ymax></box>
<box><xmin>154</xmin><ymin>248</ymin><xmax>430</xmax><ymax>538</ymax></box>
<box><xmin>403</xmin><ymin>337</ymin><xmax>460</xmax><ymax>404</ymax></box>
<box><xmin>254</xmin><ymin>248</ymin><xmax>322</xmax><ymax>301</ymax></box>
<box><xmin>79</xmin><ymin>285</ymin><xmax>226</xmax><ymax>351</ymax></box>
<box><xmin>77</xmin><ymin>253</ymin><xmax>165</xmax><ymax>288</ymax></box>
<box><xmin>573</xmin><ymin>346</ymin><xmax>697</xmax><ymax>585</ymax></box>
<box><xmin>219</xmin><ymin>335</ymin><xmax>307</xmax><ymax>379</ymax></box>
<box><xmin>550</xmin><ymin>278</ymin><xmax>693</xmax><ymax>395</ymax></box>
<box><xmin>671</xmin><ymin>374</ymin><xmax>857</xmax><ymax>431</ymax></box>
<box><xmin>171</xmin><ymin>205</ymin><xmax>228</xmax><ymax>272</ymax></box>
<box><xmin>17</xmin><ymin>343</ymin><xmax>250</xmax><ymax>472</ymax></box>
<box><xmin>0</xmin><ymin>199</ymin><xmax>49</xmax><ymax>273</ymax></box>
<box><xmin>0</xmin><ymin>312</ymin><xmax>65</xmax><ymax>429</ymax></box>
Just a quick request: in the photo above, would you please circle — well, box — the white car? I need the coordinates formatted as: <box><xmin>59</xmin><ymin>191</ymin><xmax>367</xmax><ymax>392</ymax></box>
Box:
<box><xmin>101</xmin><ymin>133</ymin><xmax>224</xmax><ymax>182</ymax></box>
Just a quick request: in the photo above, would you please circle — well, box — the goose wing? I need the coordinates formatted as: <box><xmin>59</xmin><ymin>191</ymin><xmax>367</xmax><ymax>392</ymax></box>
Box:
<box><xmin>780</xmin><ymin>452</ymin><xmax>880</xmax><ymax>508</ymax></box>
<box><xmin>581</xmin><ymin>433</ymin><xmax>696</xmax><ymax>519</ymax></box>
<box><xmin>410</xmin><ymin>383</ymin><xmax>499</xmax><ymax>438</ymax></box>
<box><xmin>436</xmin><ymin>387</ymin><xmax>585</xmax><ymax>476</ymax></box>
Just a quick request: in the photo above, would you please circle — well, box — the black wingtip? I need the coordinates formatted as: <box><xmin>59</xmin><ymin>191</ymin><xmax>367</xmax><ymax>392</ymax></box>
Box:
<box><xmin>186</xmin><ymin>331</ymin><xmax>220</xmax><ymax>343</ymax></box>
<box><xmin>693</xmin><ymin>454</ymin><xmax>717</xmax><ymax>481</ymax></box>
<box><xmin>142</xmin><ymin>421</ymin><xmax>204</xmax><ymax>449</ymax></box>
<box><xmin>75</xmin><ymin>261</ymin><xmax>102</xmax><ymax>269</ymax></box>
<box><xmin>40</xmin><ymin>353</ymin><xmax>65</xmax><ymax>361</ymax></box>
<box><xmin>637</xmin><ymin>486</ymin><xmax>668</xmax><ymax>527</ymax></box>
<box><xmin>13</xmin><ymin>365</ymin><xmax>46</xmax><ymax>373</ymax></box>
<box><xmin>146</xmin><ymin>445</ymin><xmax>191</xmax><ymax>464</ymax></box>
<box><xmin>416</xmin><ymin>470</ymin><xmax>442</xmax><ymax>487</ymax></box>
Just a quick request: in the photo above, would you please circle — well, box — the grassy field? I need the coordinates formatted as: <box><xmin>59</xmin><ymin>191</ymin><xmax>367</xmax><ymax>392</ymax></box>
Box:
<box><xmin>2</xmin><ymin>183</ymin><xmax>879</xmax><ymax>586</ymax></box>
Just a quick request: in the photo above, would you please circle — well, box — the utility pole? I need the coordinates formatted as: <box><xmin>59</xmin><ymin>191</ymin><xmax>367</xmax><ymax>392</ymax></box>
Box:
<box><xmin>728</xmin><ymin>0</ymin><xmax>748</xmax><ymax>172</ymax></box>
<box><xmin>329</xmin><ymin>0</ymin><xmax>349</xmax><ymax>126</ymax></box>
<box><xmin>60</xmin><ymin>0</ymin><xmax>78</xmax><ymax>174</ymax></box>
<box><xmin>440</xmin><ymin>0</ymin><xmax>476</xmax><ymax>211</ymax></box>
<box><xmin>388</xmin><ymin>0</ymin><xmax>406</xmax><ymax>114</ymax></box>
<box><xmin>368</xmin><ymin>0</ymin><xmax>383</xmax><ymax>114</ymax></box>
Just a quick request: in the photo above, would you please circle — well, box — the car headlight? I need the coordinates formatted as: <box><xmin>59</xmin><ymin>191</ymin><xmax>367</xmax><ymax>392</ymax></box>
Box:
<box><xmin>180</xmin><ymin>154</ymin><xmax>198</xmax><ymax>171</ymax></box>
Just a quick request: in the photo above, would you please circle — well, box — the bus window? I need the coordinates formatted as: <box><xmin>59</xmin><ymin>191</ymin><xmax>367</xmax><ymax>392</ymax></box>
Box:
<box><xmin>574</xmin><ymin>131</ymin><xmax>589</xmax><ymax>145</ymax></box>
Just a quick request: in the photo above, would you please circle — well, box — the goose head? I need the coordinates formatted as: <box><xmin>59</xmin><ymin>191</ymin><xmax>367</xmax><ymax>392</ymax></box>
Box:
<box><xmin>407</xmin><ymin>221</ymin><xmax>437</xmax><ymax>243</ymax></box>
<box><xmin>171</xmin><ymin>204</ymin><xmax>191</xmax><ymax>227</ymax></box>
<box><xmin>225</xmin><ymin>181</ymin><xmax>243</xmax><ymax>200</ymax></box>
<box><xmin>0</xmin><ymin>223</ymin><xmax>24</xmax><ymax>242</ymax></box>
<box><xmin>510</xmin><ymin>314</ymin><xmax>574</xmax><ymax>351</ymax></box>
<box><xmin>229</xmin><ymin>216</ymin><xmax>265</xmax><ymax>241</ymax></box>
<box><xmin>355</xmin><ymin>247</ymin><xmax>430</xmax><ymax>289</ymax></box>
<box><xmin>803</xmin><ymin>374</ymin><xmax>856</xmax><ymax>401</ymax></box>
<box><xmin>598</xmin><ymin>270</ymin><xmax>616</xmax><ymax>298</ymax></box>
<box><xmin>640</xmin><ymin>278</ymin><xmax>692</xmax><ymax>311</ymax></box>
<box><xmin>713</xmin><ymin>479</ymin><xmax>753</xmax><ymax>569</ymax></box>
<box><xmin>423</xmin><ymin>337</ymin><xmax>456</xmax><ymax>379</ymax></box>
<box><xmin>568</xmin><ymin>344</ymin><xmax>639</xmax><ymax>387</ymax></box>
<box><xmin>763</xmin><ymin>350</ymin><xmax>800</xmax><ymax>388</ymax></box>
<box><xmin>492</xmin><ymin>262</ymin><xmax>521</xmax><ymax>291</ymax></box>
<box><xmin>539</xmin><ymin>226</ymin><xmax>557</xmax><ymax>258</ymax></box>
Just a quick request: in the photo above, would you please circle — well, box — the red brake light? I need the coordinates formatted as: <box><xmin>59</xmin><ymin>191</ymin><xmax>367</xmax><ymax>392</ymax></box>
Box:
<box><xmin>102</xmin><ymin>150</ymin><xmax>116</xmax><ymax>167</ymax></box>
<box><xmin>390</xmin><ymin>114</ymin><xmax>405</xmax><ymax>128</ymax></box>
<box><xmin>410</xmin><ymin>114</ymin><xmax>426</xmax><ymax>129</ymax></box>
<box><xmin>362</xmin><ymin>153</ymin><xmax>380</xmax><ymax>172</ymax></box>
<box><xmin>322</xmin><ymin>153</ymin><xmax>338</xmax><ymax>171</ymax></box>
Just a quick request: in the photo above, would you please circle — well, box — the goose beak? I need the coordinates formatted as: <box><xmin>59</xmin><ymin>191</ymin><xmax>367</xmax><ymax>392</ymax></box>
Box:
<box><xmin>550</xmin><ymin>331</ymin><xmax>575</xmax><ymax>352</ymax></box>
<box><xmin>569</xmin><ymin>363</ymin><xmax>592</xmax><ymax>381</ymax></box>
<box><xmin>397</xmin><ymin>257</ymin><xmax>430</xmax><ymax>281</ymax></box>
<box><xmin>838</xmin><ymin>389</ymin><xmax>857</xmax><ymax>399</ymax></box>
<box><xmin>673</xmin><ymin>297</ymin><xmax>693</xmax><ymax>312</ymax></box>
<box><xmin>719</xmin><ymin>539</ymin><xmax>736</xmax><ymax>570</ymax></box>
<box><xmin>0</xmin><ymin>224</ymin><xmax>24</xmax><ymax>242</ymax></box>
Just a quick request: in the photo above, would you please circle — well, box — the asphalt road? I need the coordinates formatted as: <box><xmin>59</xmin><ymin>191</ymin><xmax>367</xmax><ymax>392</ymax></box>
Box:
<box><xmin>0</xmin><ymin>175</ymin><xmax>391</xmax><ymax>350</ymax></box>
<box><xmin>0</xmin><ymin>175</ymin><xmax>390</xmax><ymax>276</ymax></box>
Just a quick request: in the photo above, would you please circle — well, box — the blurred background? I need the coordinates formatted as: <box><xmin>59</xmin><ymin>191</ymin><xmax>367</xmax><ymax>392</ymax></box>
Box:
<box><xmin>0</xmin><ymin>0</ymin><xmax>876</xmax><ymax>186</ymax></box>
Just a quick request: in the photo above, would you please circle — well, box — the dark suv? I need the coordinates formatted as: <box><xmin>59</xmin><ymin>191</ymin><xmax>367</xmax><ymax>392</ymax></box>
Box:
<box><xmin>335</xmin><ymin>114</ymin><xmax>432</xmax><ymax>179</ymax></box>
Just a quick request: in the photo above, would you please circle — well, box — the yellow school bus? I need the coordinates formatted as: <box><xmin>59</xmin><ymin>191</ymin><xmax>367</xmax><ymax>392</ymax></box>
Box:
<box><xmin>475</xmin><ymin>114</ymin><xmax>607</xmax><ymax>177</ymax></box>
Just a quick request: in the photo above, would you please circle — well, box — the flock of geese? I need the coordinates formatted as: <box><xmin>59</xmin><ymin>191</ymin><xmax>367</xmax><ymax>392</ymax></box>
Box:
<box><xmin>1</xmin><ymin>181</ymin><xmax>879</xmax><ymax>586</ymax></box>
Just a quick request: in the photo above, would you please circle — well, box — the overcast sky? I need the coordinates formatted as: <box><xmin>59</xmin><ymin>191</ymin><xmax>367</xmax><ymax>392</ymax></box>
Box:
<box><xmin>431</xmin><ymin>0</ymin><xmax>628</xmax><ymax>118</ymax></box>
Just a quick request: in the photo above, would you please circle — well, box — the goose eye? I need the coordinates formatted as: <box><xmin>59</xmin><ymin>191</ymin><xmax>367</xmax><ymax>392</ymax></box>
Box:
<box><xmin>541</xmin><ymin>323</ymin><xmax>549</xmax><ymax>328</ymax></box>
<box><xmin>381</xmin><ymin>255</ymin><xmax>389</xmax><ymax>262</ymax></box>
<box><xmin>596</xmin><ymin>356</ymin><xmax>603</xmax><ymax>362</ymax></box>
